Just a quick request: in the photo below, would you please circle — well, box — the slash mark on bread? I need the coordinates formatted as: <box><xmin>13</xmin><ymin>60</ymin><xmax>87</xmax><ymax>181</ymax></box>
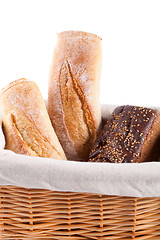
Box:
<box><xmin>59</xmin><ymin>59</ymin><xmax>96</xmax><ymax>158</ymax></box>
<box><xmin>10</xmin><ymin>109</ymin><xmax>62</xmax><ymax>158</ymax></box>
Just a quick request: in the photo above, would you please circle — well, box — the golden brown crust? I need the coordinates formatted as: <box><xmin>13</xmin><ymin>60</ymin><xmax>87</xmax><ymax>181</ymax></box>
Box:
<box><xmin>57</xmin><ymin>31</ymin><xmax>102</xmax><ymax>40</ymax></box>
<box><xmin>48</xmin><ymin>31</ymin><xmax>102</xmax><ymax>161</ymax></box>
<box><xmin>59</xmin><ymin>60</ymin><xmax>96</xmax><ymax>158</ymax></box>
<box><xmin>0</xmin><ymin>79</ymin><xmax>66</xmax><ymax>160</ymax></box>
<box><xmin>0</xmin><ymin>78</ymin><xmax>29</xmax><ymax>95</ymax></box>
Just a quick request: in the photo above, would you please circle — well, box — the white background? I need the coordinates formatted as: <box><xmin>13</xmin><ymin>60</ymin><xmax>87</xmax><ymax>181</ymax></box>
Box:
<box><xmin>0</xmin><ymin>0</ymin><xmax>160</xmax><ymax>107</ymax></box>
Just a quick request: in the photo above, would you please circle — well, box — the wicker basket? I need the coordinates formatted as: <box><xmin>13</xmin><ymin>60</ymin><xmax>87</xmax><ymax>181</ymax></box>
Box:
<box><xmin>0</xmin><ymin>105</ymin><xmax>160</xmax><ymax>239</ymax></box>
<box><xmin>0</xmin><ymin>185</ymin><xmax>160</xmax><ymax>239</ymax></box>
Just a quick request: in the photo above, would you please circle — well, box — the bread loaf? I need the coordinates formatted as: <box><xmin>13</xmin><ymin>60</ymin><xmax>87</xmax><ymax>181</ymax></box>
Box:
<box><xmin>89</xmin><ymin>105</ymin><xmax>160</xmax><ymax>163</ymax></box>
<box><xmin>48</xmin><ymin>31</ymin><xmax>102</xmax><ymax>161</ymax></box>
<box><xmin>0</xmin><ymin>78</ymin><xmax>66</xmax><ymax>160</ymax></box>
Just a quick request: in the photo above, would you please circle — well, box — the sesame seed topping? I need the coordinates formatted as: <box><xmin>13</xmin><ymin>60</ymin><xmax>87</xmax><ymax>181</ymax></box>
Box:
<box><xmin>89</xmin><ymin>105</ymin><xmax>157</xmax><ymax>163</ymax></box>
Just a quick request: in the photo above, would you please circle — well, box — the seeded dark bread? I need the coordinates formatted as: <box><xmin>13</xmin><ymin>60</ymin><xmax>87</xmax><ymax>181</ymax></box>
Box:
<box><xmin>89</xmin><ymin>105</ymin><xmax>160</xmax><ymax>163</ymax></box>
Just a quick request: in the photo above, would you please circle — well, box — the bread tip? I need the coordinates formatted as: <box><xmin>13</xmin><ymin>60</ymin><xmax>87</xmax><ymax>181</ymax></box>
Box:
<box><xmin>57</xmin><ymin>30</ymin><xmax>102</xmax><ymax>41</ymax></box>
<box><xmin>0</xmin><ymin>78</ymin><xmax>35</xmax><ymax>96</ymax></box>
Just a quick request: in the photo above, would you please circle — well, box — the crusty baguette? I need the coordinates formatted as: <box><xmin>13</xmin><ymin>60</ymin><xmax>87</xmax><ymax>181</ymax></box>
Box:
<box><xmin>48</xmin><ymin>31</ymin><xmax>102</xmax><ymax>161</ymax></box>
<box><xmin>0</xmin><ymin>78</ymin><xmax>66</xmax><ymax>160</ymax></box>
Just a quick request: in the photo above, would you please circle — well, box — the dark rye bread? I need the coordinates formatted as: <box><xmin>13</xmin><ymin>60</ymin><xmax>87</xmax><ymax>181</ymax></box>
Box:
<box><xmin>89</xmin><ymin>105</ymin><xmax>160</xmax><ymax>163</ymax></box>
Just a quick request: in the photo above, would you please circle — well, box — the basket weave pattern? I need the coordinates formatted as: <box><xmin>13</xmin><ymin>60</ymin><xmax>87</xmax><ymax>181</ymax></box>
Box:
<box><xmin>0</xmin><ymin>185</ymin><xmax>160</xmax><ymax>239</ymax></box>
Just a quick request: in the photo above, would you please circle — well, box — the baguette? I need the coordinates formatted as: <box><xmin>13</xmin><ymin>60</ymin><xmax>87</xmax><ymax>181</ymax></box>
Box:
<box><xmin>0</xmin><ymin>78</ymin><xmax>66</xmax><ymax>160</ymax></box>
<box><xmin>48</xmin><ymin>31</ymin><xmax>102</xmax><ymax>161</ymax></box>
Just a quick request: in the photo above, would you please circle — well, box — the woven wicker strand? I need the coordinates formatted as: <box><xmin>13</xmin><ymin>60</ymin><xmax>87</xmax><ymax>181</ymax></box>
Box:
<box><xmin>0</xmin><ymin>186</ymin><xmax>160</xmax><ymax>239</ymax></box>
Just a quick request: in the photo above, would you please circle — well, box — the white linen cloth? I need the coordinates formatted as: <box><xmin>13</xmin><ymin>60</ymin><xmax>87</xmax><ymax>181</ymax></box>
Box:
<box><xmin>0</xmin><ymin>105</ymin><xmax>160</xmax><ymax>198</ymax></box>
